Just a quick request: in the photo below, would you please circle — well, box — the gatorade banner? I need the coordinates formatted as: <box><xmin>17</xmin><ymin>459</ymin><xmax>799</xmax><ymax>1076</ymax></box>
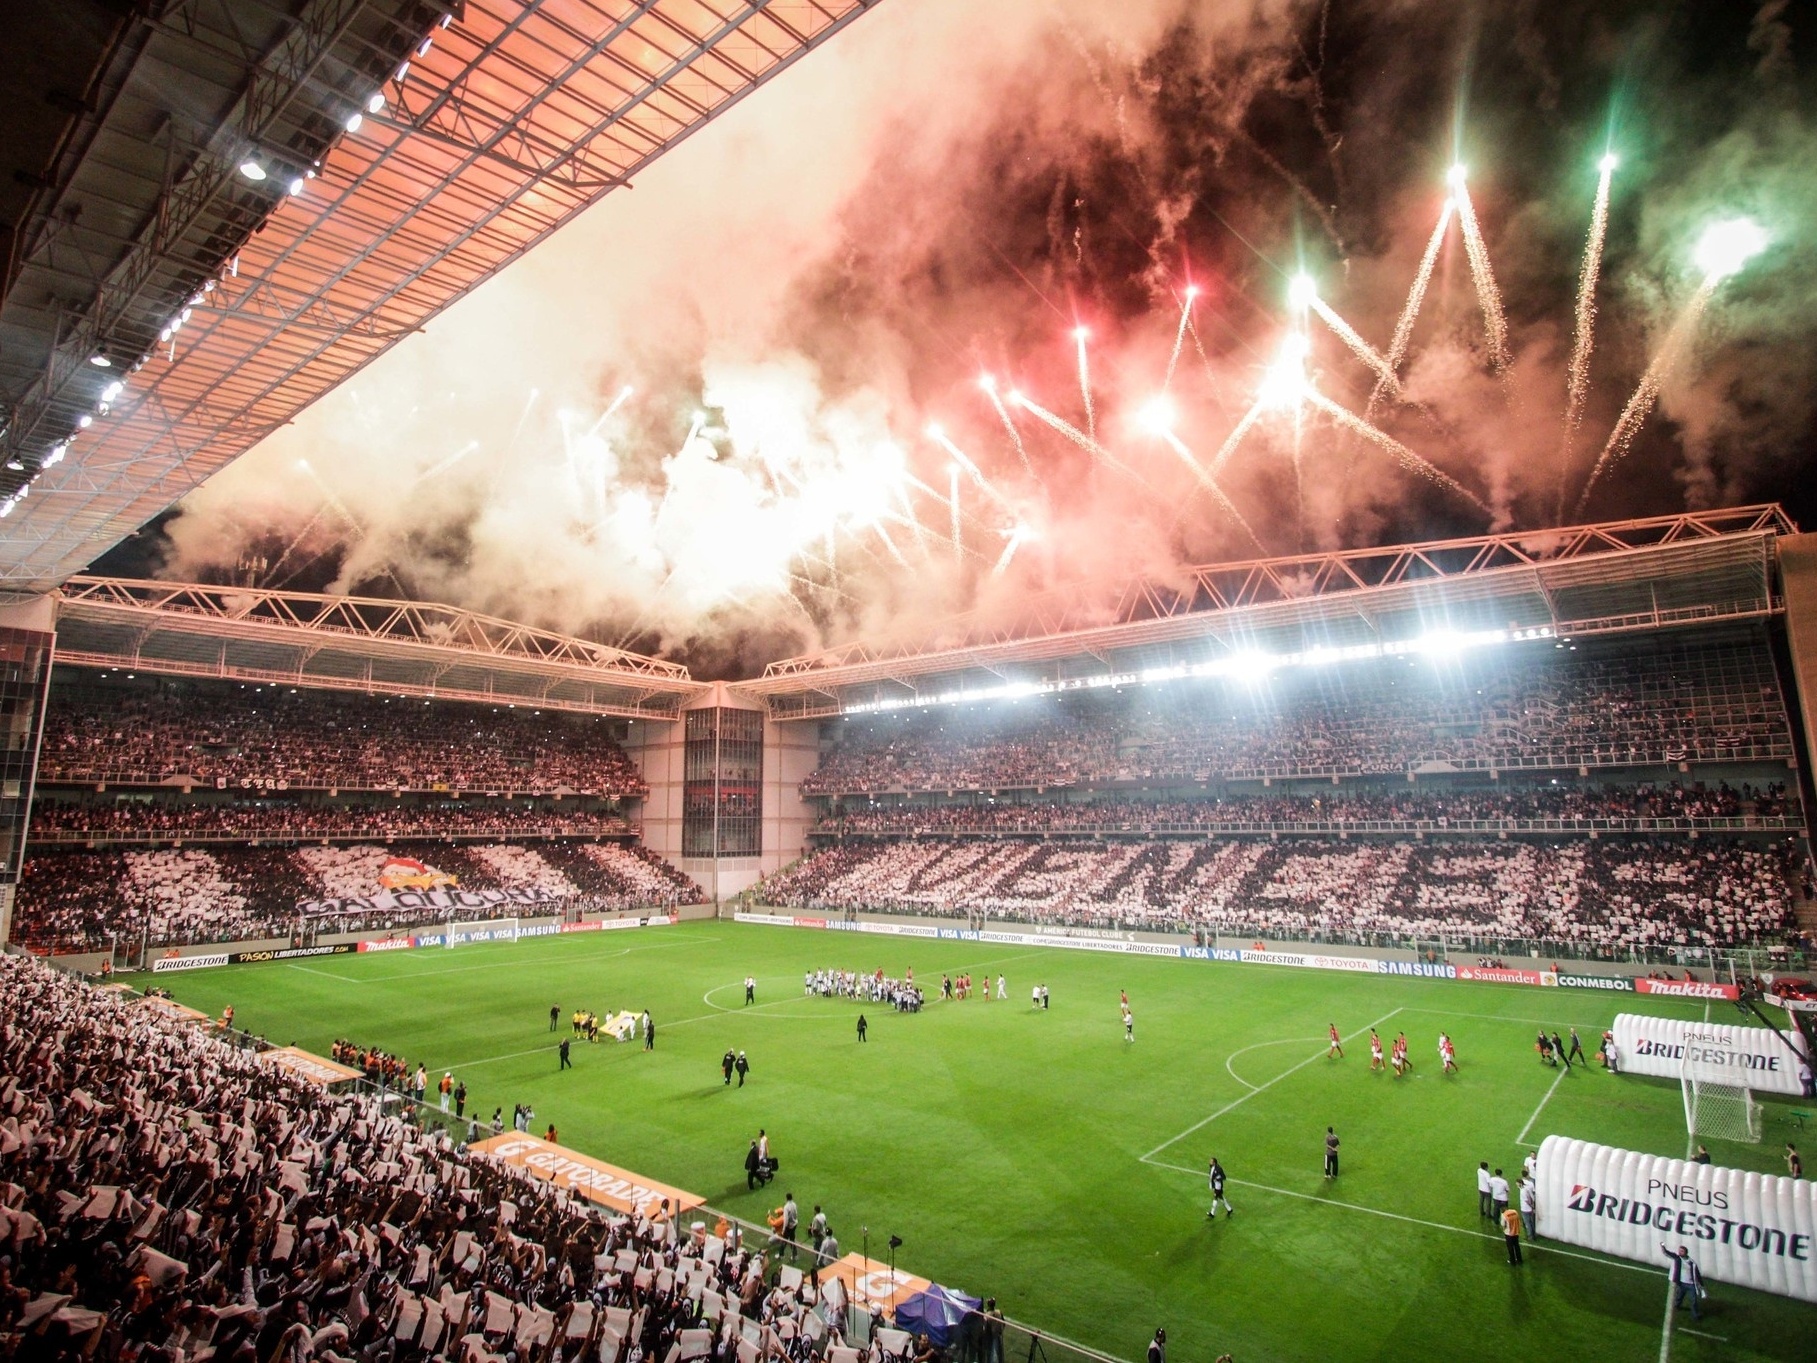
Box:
<box><xmin>1536</xmin><ymin>1135</ymin><xmax>1817</xmax><ymax>1302</ymax></box>
<box><xmin>260</xmin><ymin>1046</ymin><xmax>362</xmax><ymax>1087</ymax></box>
<box><xmin>468</xmin><ymin>1134</ymin><xmax>704</xmax><ymax>1217</ymax></box>
<box><xmin>820</xmin><ymin>1254</ymin><xmax>932</xmax><ymax>1313</ymax></box>
<box><xmin>1611</xmin><ymin>1014</ymin><xmax>1807</xmax><ymax>1095</ymax></box>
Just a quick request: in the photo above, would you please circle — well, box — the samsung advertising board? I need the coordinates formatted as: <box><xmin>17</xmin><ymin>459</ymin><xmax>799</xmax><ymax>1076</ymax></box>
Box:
<box><xmin>1610</xmin><ymin>1013</ymin><xmax>1807</xmax><ymax>1096</ymax></box>
<box><xmin>1536</xmin><ymin>1136</ymin><xmax>1817</xmax><ymax>1302</ymax></box>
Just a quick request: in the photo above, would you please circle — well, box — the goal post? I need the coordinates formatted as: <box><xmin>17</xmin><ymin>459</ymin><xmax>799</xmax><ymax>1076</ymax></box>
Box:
<box><xmin>1681</xmin><ymin>1053</ymin><xmax>1762</xmax><ymax>1145</ymax></box>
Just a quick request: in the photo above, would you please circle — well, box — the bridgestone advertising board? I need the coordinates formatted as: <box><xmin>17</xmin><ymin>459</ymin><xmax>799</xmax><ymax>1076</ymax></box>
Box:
<box><xmin>1536</xmin><ymin>1135</ymin><xmax>1817</xmax><ymax>1302</ymax></box>
<box><xmin>1610</xmin><ymin>1013</ymin><xmax>1808</xmax><ymax>1096</ymax></box>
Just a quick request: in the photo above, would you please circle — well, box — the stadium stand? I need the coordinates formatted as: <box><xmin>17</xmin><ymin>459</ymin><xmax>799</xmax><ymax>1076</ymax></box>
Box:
<box><xmin>801</xmin><ymin>638</ymin><xmax>1793</xmax><ymax>794</ymax></box>
<box><xmin>13</xmin><ymin>843</ymin><xmax>701</xmax><ymax>953</ymax></box>
<box><xmin>809</xmin><ymin>783</ymin><xmax>1799</xmax><ymax>836</ymax></box>
<box><xmin>758</xmin><ymin>836</ymin><xmax>1802</xmax><ymax>952</ymax></box>
<box><xmin>38</xmin><ymin>674</ymin><xmax>647</xmax><ymax>795</ymax></box>
<box><xmin>0</xmin><ymin>953</ymin><xmax>850</xmax><ymax>1363</ymax></box>
<box><xmin>28</xmin><ymin>797</ymin><xmax>635</xmax><ymax>843</ymax></box>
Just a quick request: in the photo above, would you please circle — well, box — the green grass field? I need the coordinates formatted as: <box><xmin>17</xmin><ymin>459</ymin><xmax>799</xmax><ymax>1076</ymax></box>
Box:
<box><xmin>136</xmin><ymin>923</ymin><xmax>1816</xmax><ymax>1363</ymax></box>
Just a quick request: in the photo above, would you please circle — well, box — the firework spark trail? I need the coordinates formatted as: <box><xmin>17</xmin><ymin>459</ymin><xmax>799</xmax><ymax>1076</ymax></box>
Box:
<box><xmin>504</xmin><ymin>387</ymin><xmax>540</xmax><ymax>457</ymax></box>
<box><xmin>1557</xmin><ymin>161</ymin><xmax>1615</xmax><ymax>518</ymax></box>
<box><xmin>983</xmin><ymin>385</ymin><xmax>1033</xmax><ymax>474</ymax></box>
<box><xmin>948</xmin><ymin>465</ymin><xmax>963</xmax><ymax>563</ymax></box>
<box><xmin>991</xmin><ymin>526</ymin><xmax>1029</xmax><ymax>579</ymax></box>
<box><xmin>1385</xmin><ymin>201</ymin><xmax>1454</xmax><ymax>372</ymax></box>
<box><xmin>873</xmin><ymin>522</ymin><xmax>913</xmax><ymax>570</ymax></box>
<box><xmin>1572</xmin><ymin>277</ymin><xmax>1719</xmax><ymax>518</ymax></box>
<box><xmin>930</xmin><ymin>429</ymin><xmax>1015</xmax><ymax>512</ymax></box>
<box><xmin>1187</xmin><ymin>316</ymin><xmax>1221</xmax><ymax>398</ymax></box>
<box><xmin>1302</xmin><ymin>388</ymin><xmax>1489</xmax><ymax>513</ymax></box>
<box><xmin>586</xmin><ymin>385</ymin><xmax>636</xmax><ymax>437</ymax></box>
<box><xmin>1309</xmin><ymin>296</ymin><xmax>1402</xmax><ymax>397</ymax></box>
<box><xmin>1075</xmin><ymin>331</ymin><xmax>1095</xmax><ymax>442</ymax></box>
<box><xmin>1164</xmin><ymin>291</ymin><xmax>1196</xmax><ymax>391</ymax></box>
<box><xmin>1012</xmin><ymin>396</ymin><xmax>1153</xmax><ymax>490</ymax></box>
<box><xmin>1452</xmin><ymin>181</ymin><xmax>1510</xmax><ymax>372</ymax></box>
<box><xmin>1160</xmin><ymin>431</ymin><xmax>1267</xmax><ymax>554</ymax></box>
<box><xmin>1206</xmin><ymin>401</ymin><xmax>1266</xmax><ymax>478</ymax></box>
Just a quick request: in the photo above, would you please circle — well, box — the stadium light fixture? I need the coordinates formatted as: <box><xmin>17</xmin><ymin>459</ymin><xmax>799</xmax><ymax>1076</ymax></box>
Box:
<box><xmin>368</xmin><ymin>92</ymin><xmax>387</xmax><ymax>114</ymax></box>
<box><xmin>77</xmin><ymin>414</ymin><xmax>93</xmax><ymax>429</ymax></box>
<box><xmin>3</xmin><ymin>459</ymin><xmax>22</xmax><ymax>472</ymax></box>
<box><xmin>238</xmin><ymin>158</ymin><xmax>267</xmax><ymax>182</ymax></box>
<box><xmin>288</xmin><ymin>176</ymin><xmax>306</xmax><ymax>197</ymax></box>
<box><xmin>344</xmin><ymin>112</ymin><xmax>364</xmax><ymax>133</ymax></box>
<box><xmin>88</xmin><ymin>353</ymin><xmax>111</xmax><ymax>367</ymax></box>
<box><xmin>417</xmin><ymin>35</ymin><xmax>434</xmax><ymax>56</ymax></box>
<box><xmin>101</xmin><ymin>381</ymin><xmax>123</xmax><ymax>403</ymax></box>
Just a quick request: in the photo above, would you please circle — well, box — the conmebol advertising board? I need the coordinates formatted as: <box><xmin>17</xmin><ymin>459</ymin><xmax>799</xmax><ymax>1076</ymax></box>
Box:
<box><xmin>1536</xmin><ymin>1136</ymin><xmax>1817</xmax><ymax>1302</ymax></box>
<box><xmin>1610</xmin><ymin>1013</ymin><xmax>1807</xmax><ymax>1096</ymax></box>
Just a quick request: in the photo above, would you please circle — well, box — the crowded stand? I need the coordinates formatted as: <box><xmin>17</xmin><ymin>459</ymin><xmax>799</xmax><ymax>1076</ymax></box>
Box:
<box><xmin>810</xmin><ymin>782</ymin><xmax>1797</xmax><ymax>836</ymax></box>
<box><xmin>29</xmin><ymin>797</ymin><xmax>635</xmax><ymax>842</ymax></box>
<box><xmin>39</xmin><ymin>674</ymin><xmax>647</xmax><ymax>795</ymax></box>
<box><xmin>802</xmin><ymin>639</ymin><xmax>1792</xmax><ymax>794</ymax></box>
<box><xmin>12</xmin><ymin>842</ymin><xmax>701</xmax><ymax>953</ymax></box>
<box><xmin>0</xmin><ymin>953</ymin><xmax>868</xmax><ymax>1363</ymax></box>
<box><xmin>758</xmin><ymin>835</ymin><xmax>1803</xmax><ymax>953</ymax></box>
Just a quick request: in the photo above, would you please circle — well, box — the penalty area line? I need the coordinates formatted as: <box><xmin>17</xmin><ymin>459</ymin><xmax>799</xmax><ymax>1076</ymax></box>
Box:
<box><xmin>1515</xmin><ymin>1064</ymin><xmax>1570</xmax><ymax>1147</ymax></box>
<box><xmin>1139</xmin><ymin>1008</ymin><xmax>1402</xmax><ymax>1162</ymax></box>
<box><xmin>1144</xmin><ymin>1158</ymin><xmax>1657</xmax><ymax>1277</ymax></box>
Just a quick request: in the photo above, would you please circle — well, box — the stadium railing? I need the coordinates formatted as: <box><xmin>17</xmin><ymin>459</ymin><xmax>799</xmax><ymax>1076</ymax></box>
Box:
<box><xmin>767</xmin><ymin>903</ymin><xmax>1809</xmax><ymax>974</ymax></box>
<box><xmin>808</xmin><ymin>815</ymin><xmax>1804</xmax><ymax>838</ymax></box>
<box><xmin>28</xmin><ymin>820</ymin><xmax>640</xmax><ymax>845</ymax></box>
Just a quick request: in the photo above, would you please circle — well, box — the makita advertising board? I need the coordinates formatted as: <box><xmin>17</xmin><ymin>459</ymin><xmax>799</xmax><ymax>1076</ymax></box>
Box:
<box><xmin>1536</xmin><ymin>1136</ymin><xmax>1817</xmax><ymax>1302</ymax></box>
<box><xmin>1611</xmin><ymin>1013</ymin><xmax>1807</xmax><ymax>1096</ymax></box>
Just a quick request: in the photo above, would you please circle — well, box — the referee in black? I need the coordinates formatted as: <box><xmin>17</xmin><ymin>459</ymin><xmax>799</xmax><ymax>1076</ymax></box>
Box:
<box><xmin>558</xmin><ymin>1037</ymin><xmax>572</xmax><ymax>1070</ymax></box>
<box><xmin>1324</xmin><ymin>1126</ymin><xmax>1341</xmax><ymax>1179</ymax></box>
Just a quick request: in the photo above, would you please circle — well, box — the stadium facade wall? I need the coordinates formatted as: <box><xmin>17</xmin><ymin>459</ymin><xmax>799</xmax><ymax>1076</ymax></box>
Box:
<box><xmin>1775</xmin><ymin>533</ymin><xmax>1817</xmax><ymax>825</ymax></box>
<box><xmin>626</xmin><ymin>689</ymin><xmax>819</xmax><ymax>902</ymax></box>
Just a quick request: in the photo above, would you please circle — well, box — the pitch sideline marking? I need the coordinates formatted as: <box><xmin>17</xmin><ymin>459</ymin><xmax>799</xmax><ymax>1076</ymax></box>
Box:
<box><xmin>1145</xmin><ymin>1158</ymin><xmax>1657</xmax><ymax>1278</ymax></box>
<box><xmin>1224</xmin><ymin>1037</ymin><xmax>1324</xmax><ymax>1092</ymax></box>
<box><xmin>1515</xmin><ymin>1064</ymin><xmax>1570</xmax><ymax>1147</ymax></box>
<box><xmin>1139</xmin><ymin>1008</ymin><xmax>1402</xmax><ymax>1162</ymax></box>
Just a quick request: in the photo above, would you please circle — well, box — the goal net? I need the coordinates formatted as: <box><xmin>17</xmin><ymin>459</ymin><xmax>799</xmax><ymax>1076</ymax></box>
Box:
<box><xmin>445</xmin><ymin>918</ymin><xmax>519</xmax><ymax>948</ymax></box>
<box><xmin>1681</xmin><ymin>1059</ymin><xmax>1762</xmax><ymax>1145</ymax></box>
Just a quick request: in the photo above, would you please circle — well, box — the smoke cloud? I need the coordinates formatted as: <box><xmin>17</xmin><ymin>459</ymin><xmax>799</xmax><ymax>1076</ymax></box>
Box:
<box><xmin>147</xmin><ymin>0</ymin><xmax>1817</xmax><ymax>677</ymax></box>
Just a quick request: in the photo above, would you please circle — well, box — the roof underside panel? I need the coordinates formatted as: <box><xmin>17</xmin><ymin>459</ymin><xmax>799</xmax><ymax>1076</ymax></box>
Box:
<box><xmin>0</xmin><ymin>0</ymin><xmax>878</xmax><ymax>588</ymax></box>
<box><xmin>739</xmin><ymin>508</ymin><xmax>1795</xmax><ymax>719</ymax></box>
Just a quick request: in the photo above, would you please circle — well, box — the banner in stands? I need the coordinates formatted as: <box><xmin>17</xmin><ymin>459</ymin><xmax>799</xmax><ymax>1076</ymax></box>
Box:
<box><xmin>1636</xmin><ymin>977</ymin><xmax>1741</xmax><ymax>1001</ymax></box>
<box><xmin>1554</xmin><ymin>972</ymin><xmax>1635</xmax><ymax>992</ymax></box>
<box><xmin>820</xmin><ymin>1254</ymin><xmax>932</xmax><ymax>1313</ymax></box>
<box><xmin>467</xmin><ymin>1134</ymin><xmax>704</xmax><ymax>1217</ymax></box>
<box><xmin>1535</xmin><ymin>1135</ymin><xmax>1817</xmax><ymax>1302</ymax></box>
<box><xmin>298</xmin><ymin>887</ymin><xmax>559</xmax><ymax>918</ymax></box>
<box><xmin>228</xmin><ymin>944</ymin><xmax>353</xmax><ymax>964</ymax></box>
<box><xmin>1611</xmin><ymin>1013</ymin><xmax>1808</xmax><ymax>1095</ymax></box>
<box><xmin>259</xmin><ymin>1046</ymin><xmax>362</xmax><ymax>1086</ymax></box>
<box><xmin>135</xmin><ymin>996</ymin><xmax>212</xmax><ymax>1024</ymax></box>
<box><xmin>151</xmin><ymin>953</ymin><xmax>229</xmax><ymax>973</ymax></box>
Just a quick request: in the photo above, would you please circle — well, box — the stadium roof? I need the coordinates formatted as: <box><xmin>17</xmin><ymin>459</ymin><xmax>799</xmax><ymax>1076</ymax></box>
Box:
<box><xmin>0</xmin><ymin>0</ymin><xmax>883</xmax><ymax>591</ymax></box>
<box><xmin>53</xmin><ymin>574</ymin><xmax>704</xmax><ymax>718</ymax></box>
<box><xmin>739</xmin><ymin>505</ymin><xmax>1798</xmax><ymax>719</ymax></box>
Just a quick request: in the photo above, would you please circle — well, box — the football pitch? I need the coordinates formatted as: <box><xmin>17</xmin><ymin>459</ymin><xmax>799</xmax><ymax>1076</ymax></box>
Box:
<box><xmin>140</xmin><ymin>923</ymin><xmax>1815</xmax><ymax>1363</ymax></box>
